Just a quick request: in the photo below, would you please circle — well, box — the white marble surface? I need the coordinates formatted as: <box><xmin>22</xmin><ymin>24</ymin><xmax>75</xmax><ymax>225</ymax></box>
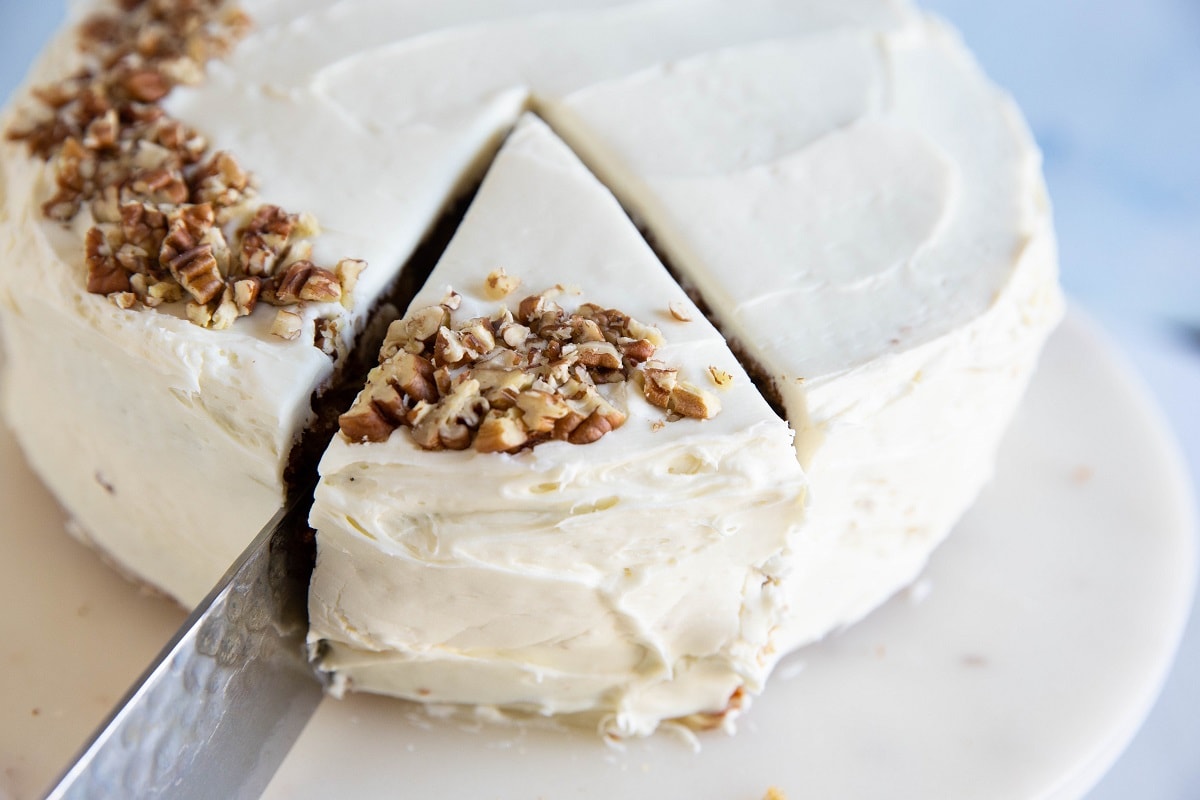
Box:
<box><xmin>918</xmin><ymin>2</ymin><xmax>1200</xmax><ymax>796</ymax></box>
<box><xmin>1</xmin><ymin>2</ymin><xmax>1197</xmax><ymax>796</ymax></box>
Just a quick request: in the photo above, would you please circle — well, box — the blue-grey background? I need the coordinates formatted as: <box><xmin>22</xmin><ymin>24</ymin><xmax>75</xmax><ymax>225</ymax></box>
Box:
<box><xmin>1</xmin><ymin>2</ymin><xmax>1197</xmax><ymax>796</ymax></box>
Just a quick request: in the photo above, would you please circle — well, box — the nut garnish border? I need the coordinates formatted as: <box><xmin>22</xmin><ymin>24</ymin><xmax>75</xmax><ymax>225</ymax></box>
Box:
<box><xmin>5</xmin><ymin>0</ymin><xmax>365</xmax><ymax>346</ymax></box>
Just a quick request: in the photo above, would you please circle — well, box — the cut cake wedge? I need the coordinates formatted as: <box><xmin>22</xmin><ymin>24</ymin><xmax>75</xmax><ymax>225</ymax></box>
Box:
<box><xmin>306</xmin><ymin>115</ymin><xmax>807</xmax><ymax>738</ymax></box>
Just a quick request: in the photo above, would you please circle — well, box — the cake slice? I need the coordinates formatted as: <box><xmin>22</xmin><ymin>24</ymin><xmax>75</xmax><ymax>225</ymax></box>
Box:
<box><xmin>306</xmin><ymin>115</ymin><xmax>806</xmax><ymax>738</ymax></box>
<box><xmin>543</xmin><ymin>19</ymin><xmax>1064</xmax><ymax>651</ymax></box>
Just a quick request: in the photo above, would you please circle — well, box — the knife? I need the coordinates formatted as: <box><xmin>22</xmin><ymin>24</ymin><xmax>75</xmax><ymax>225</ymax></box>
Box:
<box><xmin>43</xmin><ymin>486</ymin><xmax>325</xmax><ymax>800</ymax></box>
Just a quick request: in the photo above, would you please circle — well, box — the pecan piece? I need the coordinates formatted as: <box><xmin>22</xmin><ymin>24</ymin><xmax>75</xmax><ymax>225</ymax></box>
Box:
<box><xmin>708</xmin><ymin>366</ymin><xmax>733</xmax><ymax>389</ymax></box>
<box><xmin>270</xmin><ymin>309</ymin><xmax>303</xmax><ymax>340</ymax></box>
<box><xmin>410</xmin><ymin>379</ymin><xmax>489</xmax><ymax>451</ymax></box>
<box><xmin>129</xmin><ymin>165</ymin><xmax>189</xmax><ymax>205</ymax></box>
<box><xmin>339</xmin><ymin>401</ymin><xmax>393</xmax><ymax>444</ymax></box>
<box><xmin>85</xmin><ymin>227</ymin><xmax>130</xmax><ymax>294</ymax></box>
<box><xmin>299</xmin><ymin>267</ymin><xmax>342</xmax><ymax>303</ymax></box>
<box><xmin>274</xmin><ymin>260</ymin><xmax>341</xmax><ymax>304</ymax></box>
<box><xmin>516</xmin><ymin>389</ymin><xmax>570</xmax><ymax>434</ymax></box>
<box><xmin>643</xmin><ymin>364</ymin><xmax>677</xmax><ymax>409</ymax></box>
<box><xmin>474</xmin><ymin>409</ymin><xmax>528</xmax><ymax>453</ymax></box>
<box><xmin>335</xmin><ymin>258</ymin><xmax>366</xmax><ymax>308</ymax></box>
<box><xmin>574</xmin><ymin>341</ymin><xmax>622</xmax><ymax>370</ymax></box>
<box><xmin>668</xmin><ymin>382</ymin><xmax>722</xmax><ymax>420</ymax></box>
<box><xmin>620</xmin><ymin>338</ymin><xmax>655</xmax><ymax>365</ymax></box>
<box><xmin>232</xmin><ymin>277</ymin><xmax>261</xmax><ymax>316</ymax></box>
<box><xmin>567</xmin><ymin>410</ymin><xmax>615</xmax><ymax>445</ymax></box>
<box><xmin>168</xmin><ymin>244</ymin><xmax>222</xmax><ymax>304</ymax></box>
<box><xmin>191</xmin><ymin>150</ymin><xmax>249</xmax><ymax>207</ymax></box>
<box><xmin>121</xmin><ymin>68</ymin><xmax>171</xmax><ymax>103</ymax></box>
<box><xmin>388</xmin><ymin>352</ymin><xmax>439</xmax><ymax>404</ymax></box>
<box><xmin>483</xmin><ymin>267</ymin><xmax>519</xmax><ymax>300</ymax></box>
<box><xmin>668</xmin><ymin>301</ymin><xmax>693</xmax><ymax>322</ymax></box>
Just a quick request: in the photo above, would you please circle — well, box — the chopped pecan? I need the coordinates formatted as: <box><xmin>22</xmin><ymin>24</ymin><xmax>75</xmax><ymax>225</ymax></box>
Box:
<box><xmin>159</xmin><ymin>204</ymin><xmax>213</xmax><ymax>270</ymax></box>
<box><xmin>239</xmin><ymin>205</ymin><xmax>296</xmax><ymax>277</ymax></box>
<box><xmin>338</xmin><ymin>401</ymin><xmax>393</xmax><ymax>444</ymax></box>
<box><xmin>552</xmin><ymin>410</ymin><xmax>586</xmax><ymax>441</ymax></box>
<box><xmin>643</xmin><ymin>364</ymin><xmax>678</xmax><ymax>409</ymax></box>
<box><xmin>270</xmin><ymin>309</ymin><xmax>303</xmax><ymax>341</ymax></box>
<box><xmin>668</xmin><ymin>301</ymin><xmax>693</xmax><ymax>322</ymax></box>
<box><xmin>85</xmin><ymin>227</ymin><xmax>130</xmax><ymax>294</ymax></box>
<box><xmin>575</xmin><ymin>341</ymin><xmax>622</xmax><ymax>370</ymax></box>
<box><xmin>314</xmin><ymin>316</ymin><xmax>340</xmax><ymax>357</ymax></box>
<box><xmin>516</xmin><ymin>389</ymin><xmax>570</xmax><ymax>433</ymax></box>
<box><xmin>129</xmin><ymin>165</ymin><xmax>189</xmax><ymax>205</ymax></box>
<box><xmin>410</xmin><ymin>379</ymin><xmax>489</xmax><ymax>451</ymax></box>
<box><xmin>120</xmin><ymin>68</ymin><xmax>171</xmax><ymax>103</ymax></box>
<box><xmin>381</xmin><ymin>305</ymin><xmax>448</xmax><ymax>360</ymax></box>
<box><xmin>168</xmin><ymin>244</ymin><xmax>222</xmax><ymax>304</ymax></box>
<box><xmin>474</xmin><ymin>409</ymin><xmax>529</xmax><ymax>453</ymax></box>
<box><xmin>190</xmin><ymin>150</ymin><xmax>249</xmax><ymax>207</ymax></box>
<box><xmin>209</xmin><ymin>284</ymin><xmax>239</xmax><ymax>330</ymax></box>
<box><xmin>668</xmin><ymin>382</ymin><xmax>722</xmax><ymax>420</ymax></box>
<box><xmin>185</xmin><ymin>300</ymin><xmax>213</xmax><ymax>328</ymax></box>
<box><xmin>82</xmin><ymin>108</ymin><xmax>119</xmax><ymax>150</ymax></box>
<box><xmin>121</xmin><ymin>201</ymin><xmax>167</xmax><ymax>246</ymax></box>
<box><xmin>299</xmin><ymin>267</ymin><xmax>341</xmax><ymax>303</ymax></box>
<box><xmin>483</xmin><ymin>267</ymin><xmax>520</xmax><ymax>300</ymax></box>
<box><xmin>567</xmin><ymin>410</ymin><xmax>615</xmax><ymax>445</ymax></box>
<box><xmin>620</xmin><ymin>338</ymin><xmax>655</xmax><ymax>365</ymax></box>
<box><xmin>389</xmin><ymin>353</ymin><xmax>439</xmax><ymax>404</ymax></box>
<box><xmin>708</xmin><ymin>366</ymin><xmax>733</xmax><ymax>389</ymax></box>
<box><xmin>109</xmin><ymin>291</ymin><xmax>137</xmax><ymax>309</ymax></box>
<box><xmin>335</xmin><ymin>258</ymin><xmax>366</xmax><ymax>308</ymax></box>
<box><xmin>232</xmin><ymin>277</ymin><xmax>261</xmax><ymax>315</ymax></box>
<box><xmin>273</xmin><ymin>260</ymin><xmax>341</xmax><ymax>304</ymax></box>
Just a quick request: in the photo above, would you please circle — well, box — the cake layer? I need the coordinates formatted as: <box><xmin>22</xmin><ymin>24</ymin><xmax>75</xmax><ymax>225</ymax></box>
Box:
<box><xmin>308</xmin><ymin>116</ymin><xmax>807</xmax><ymax>737</ymax></box>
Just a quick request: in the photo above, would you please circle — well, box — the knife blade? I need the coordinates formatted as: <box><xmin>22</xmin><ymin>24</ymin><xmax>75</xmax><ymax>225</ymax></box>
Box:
<box><xmin>43</xmin><ymin>488</ymin><xmax>325</xmax><ymax>800</ymax></box>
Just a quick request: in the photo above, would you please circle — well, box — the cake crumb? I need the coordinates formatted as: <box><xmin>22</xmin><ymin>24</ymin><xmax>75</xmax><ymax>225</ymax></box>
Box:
<box><xmin>763</xmin><ymin>787</ymin><xmax>787</xmax><ymax>800</ymax></box>
<box><xmin>483</xmin><ymin>267</ymin><xmax>520</xmax><ymax>299</ymax></box>
<box><xmin>668</xmin><ymin>301</ymin><xmax>693</xmax><ymax>322</ymax></box>
<box><xmin>708</xmin><ymin>365</ymin><xmax>733</xmax><ymax>388</ymax></box>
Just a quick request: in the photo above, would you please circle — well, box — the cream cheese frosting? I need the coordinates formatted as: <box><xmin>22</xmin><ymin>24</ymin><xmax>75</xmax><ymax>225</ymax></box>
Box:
<box><xmin>0</xmin><ymin>0</ymin><xmax>1061</xmax><ymax>734</ymax></box>
<box><xmin>0</xmin><ymin>0</ymin><xmax>912</xmax><ymax>605</ymax></box>
<box><xmin>543</xmin><ymin>17</ymin><xmax>1064</xmax><ymax>647</ymax></box>
<box><xmin>308</xmin><ymin>116</ymin><xmax>806</xmax><ymax>737</ymax></box>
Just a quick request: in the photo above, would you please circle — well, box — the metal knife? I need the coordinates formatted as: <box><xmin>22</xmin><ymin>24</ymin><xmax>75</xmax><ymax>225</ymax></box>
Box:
<box><xmin>43</xmin><ymin>488</ymin><xmax>325</xmax><ymax>800</ymax></box>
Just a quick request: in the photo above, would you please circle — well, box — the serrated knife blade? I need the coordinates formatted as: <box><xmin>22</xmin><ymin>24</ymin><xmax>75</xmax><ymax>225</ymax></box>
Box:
<box><xmin>44</xmin><ymin>489</ymin><xmax>324</xmax><ymax>800</ymax></box>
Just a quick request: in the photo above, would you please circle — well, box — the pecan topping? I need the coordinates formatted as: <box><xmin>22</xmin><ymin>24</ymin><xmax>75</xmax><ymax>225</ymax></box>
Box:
<box><xmin>339</xmin><ymin>285</ymin><xmax>719</xmax><ymax>452</ymax></box>
<box><xmin>5</xmin><ymin>1</ymin><xmax>367</xmax><ymax>336</ymax></box>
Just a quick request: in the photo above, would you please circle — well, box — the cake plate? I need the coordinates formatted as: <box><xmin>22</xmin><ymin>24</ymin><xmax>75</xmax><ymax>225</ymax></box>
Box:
<box><xmin>0</xmin><ymin>308</ymin><xmax>1194</xmax><ymax>800</ymax></box>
